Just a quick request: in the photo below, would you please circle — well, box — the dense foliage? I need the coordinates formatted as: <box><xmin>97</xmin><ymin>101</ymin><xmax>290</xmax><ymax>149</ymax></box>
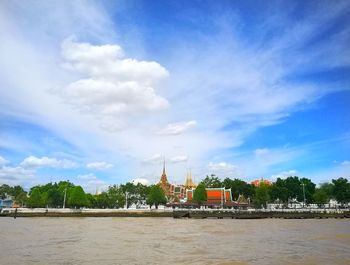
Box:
<box><xmin>146</xmin><ymin>185</ymin><xmax>167</xmax><ymax>209</ymax></box>
<box><xmin>1</xmin><ymin>175</ymin><xmax>349</xmax><ymax>209</ymax></box>
<box><xmin>200</xmin><ymin>175</ymin><xmax>350</xmax><ymax>207</ymax></box>
<box><xmin>193</xmin><ymin>184</ymin><xmax>207</xmax><ymax>204</ymax></box>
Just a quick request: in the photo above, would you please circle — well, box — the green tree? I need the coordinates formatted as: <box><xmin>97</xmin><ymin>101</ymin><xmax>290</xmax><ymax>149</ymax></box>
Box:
<box><xmin>95</xmin><ymin>192</ymin><xmax>110</xmax><ymax>208</ymax></box>
<box><xmin>270</xmin><ymin>178</ymin><xmax>289</xmax><ymax>203</ymax></box>
<box><xmin>15</xmin><ymin>191</ymin><xmax>28</xmax><ymax>206</ymax></box>
<box><xmin>253</xmin><ymin>183</ymin><xmax>270</xmax><ymax>208</ymax></box>
<box><xmin>222</xmin><ymin>178</ymin><xmax>255</xmax><ymax>200</ymax></box>
<box><xmin>319</xmin><ymin>182</ymin><xmax>334</xmax><ymax>199</ymax></box>
<box><xmin>146</xmin><ymin>185</ymin><xmax>167</xmax><ymax>209</ymax></box>
<box><xmin>300</xmin><ymin>178</ymin><xmax>316</xmax><ymax>204</ymax></box>
<box><xmin>313</xmin><ymin>189</ymin><xmax>328</xmax><ymax>207</ymax></box>
<box><xmin>68</xmin><ymin>186</ymin><xmax>90</xmax><ymax>208</ymax></box>
<box><xmin>332</xmin><ymin>178</ymin><xmax>350</xmax><ymax>205</ymax></box>
<box><xmin>200</xmin><ymin>175</ymin><xmax>222</xmax><ymax>188</ymax></box>
<box><xmin>0</xmin><ymin>184</ymin><xmax>11</xmax><ymax>198</ymax></box>
<box><xmin>27</xmin><ymin>188</ymin><xmax>44</xmax><ymax>208</ymax></box>
<box><xmin>193</xmin><ymin>184</ymin><xmax>207</xmax><ymax>205</ymax></box>
<box><xmin>284</xmin><ymin>176</ymin><xmax>302</xmax><ymax>201</ymax></box>
<box><xmin>107</xmin><ymin>185</ymin><xmax>125</xmax><ymax>208</ymax></box>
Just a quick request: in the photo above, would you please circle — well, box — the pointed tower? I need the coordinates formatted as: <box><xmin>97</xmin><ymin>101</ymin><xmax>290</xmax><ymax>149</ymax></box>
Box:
<box><xmin>158</xmin><ymin>158</ymin><xmax>171</xmax><ymax>197</ymax></box>
<box><xmin>184</xmin><ymin>169</ymin><xmax>196</xmax><ymax>189</ymax></box>
<box><xmin>159</xmin><ymin>158</ymin><xmax>168</xmax><ymax>185</ymax></box>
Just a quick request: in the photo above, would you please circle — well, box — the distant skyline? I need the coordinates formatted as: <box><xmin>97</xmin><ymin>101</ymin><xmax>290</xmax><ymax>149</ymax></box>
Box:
<box><xmin>0</xmin><ymin>0</ymin><xmax>349</xmax><ymax>192</ymax></box>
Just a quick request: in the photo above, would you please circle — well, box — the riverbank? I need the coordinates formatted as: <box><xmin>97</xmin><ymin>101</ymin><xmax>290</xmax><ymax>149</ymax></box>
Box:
<box><xmin>174</xmin><ymin>209</ymin><xmax>350</xmax><ymax>219</ymax></box>
<box><xmin>0</xmin><ymin>208</ymin><xmax>173</xmax><ymax>218</ymax></box>
<box><xmin>1</xmin><ymin>208</ymin><xmax>350</xmax><ymax>219</ymax></box>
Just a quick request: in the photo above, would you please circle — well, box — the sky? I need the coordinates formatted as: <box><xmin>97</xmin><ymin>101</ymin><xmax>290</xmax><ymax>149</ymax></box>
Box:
<box><xmin>0</xmin><ymin>0</ymin><xmax>349</xmax><ymax>192</ymax></box>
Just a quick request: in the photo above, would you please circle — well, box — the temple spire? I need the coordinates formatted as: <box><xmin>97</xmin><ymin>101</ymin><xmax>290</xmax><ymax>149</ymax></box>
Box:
<box><xmin>162</xmin><ymin>158</ymin><xmax>166</xmax><ymax>176</ymax></box>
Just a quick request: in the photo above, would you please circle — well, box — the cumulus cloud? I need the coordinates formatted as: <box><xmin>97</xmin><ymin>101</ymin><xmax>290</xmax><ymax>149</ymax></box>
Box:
<box><xmin>142</xmin><ymin>154</ymin><xmax>188</xmax><ymax>164</ymax></box>
<box><xmin>131</xmin><ymin>178</ymin><xmax>149</xmax><ymax>186</ymax></box>
<box><xmin>0</xmin><ymin>166</ymin><xmax>35</xmax><ymax>186</ymax></box>
<box><xmin>59</xmin><ymin>38</ymin><xmax>169</xmax><ymax>130</ymax></box>
<box><xmin>142</xmin><ymin>154</ymin><xmax>163</xmax><ymax>164</ymax></box>
<box><xmin>86</xmin><ymin>161</ymin><xmax>114</xmax><ymax>170</ymax></box>
<box><xmin>271</xmin><ymin>170</ymin><xmax>298</xmax><ymax>180</ymax></box>
<box><xmin>207</xmin><ymin>162</ymin><xmax>240</xmax><ymax>178</ymax></box>
<box><xmin>77</xmin><ymin>173</ymin><xmax>108</xmax><ymax>193</ymax></box>
<box><xmin>0</xmin><ymin>156</ymin><xmax>9</xmax><ymax>166</ymax></box>
<box><xmin>20</xmin><ymin>156</ymin><xmax>77</xmax><ymax>168</ymax></box>
<box><xmin>169</xmin><ymin>156</ymin><xmax>188</xmax><ymax>163</ymax></box>
<box><xmin>155</xmin><ymin>120</ymin><xmax>197</xmax><ymax>135</ymax></box>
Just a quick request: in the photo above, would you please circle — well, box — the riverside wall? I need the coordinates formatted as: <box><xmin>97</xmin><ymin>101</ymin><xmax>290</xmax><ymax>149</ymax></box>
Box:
<box><xmin>1</xmin><ymin>208</ymin><xmax>350</xmax><ymax>219</ymax></box>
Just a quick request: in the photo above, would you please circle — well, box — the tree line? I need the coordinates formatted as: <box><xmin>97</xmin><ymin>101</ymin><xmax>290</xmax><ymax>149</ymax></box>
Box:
<box><xmin>0</xmin><ymin>181</ymin><xmax>165</xmax><ymax>209</ymax></box>
<box><xmin>197</xmin><ymin>175</ymin><xmax>350</xmax><ymax>208</ymax></box>
<box><xmin>1</xmin><ymin>176</ymin><xmax>349</xmax><ymax>209</ymax></box>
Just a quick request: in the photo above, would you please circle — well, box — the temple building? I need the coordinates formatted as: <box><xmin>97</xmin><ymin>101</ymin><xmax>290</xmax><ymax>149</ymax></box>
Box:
<box><xmin>184</xmin><ymin>170</ymin><xmax>197</xmax><ymax>190</ymax></box>
<box><xmin>251</xmin><ymin>178</ymin><xmax>272</xmax><ymax>187</ymax></box>
<box><xmin>157</xmin><ymin>161</ymin><xmax>186</xmax><ymax>201</ymax></box>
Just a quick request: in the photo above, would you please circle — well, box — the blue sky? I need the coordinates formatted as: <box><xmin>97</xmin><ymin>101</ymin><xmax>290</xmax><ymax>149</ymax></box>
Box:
<box><xmin>0</xmin><ymin>0</ymin><xmax>349</xmax><ymax>192</ymax></box>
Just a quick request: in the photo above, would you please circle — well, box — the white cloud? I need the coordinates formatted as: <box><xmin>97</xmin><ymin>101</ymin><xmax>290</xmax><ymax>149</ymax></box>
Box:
<box><xmin>207</xmin><ymin>162</ymin><xmax>240</xmax><ymax>178</ymax></box>
<box><xmin>169</xmin><ymin>156</ymin><xmax>188</xmax><ymax>163</ymax></box>
<box><xmin>142</xmin><ymin>154</ymin><xmax>188</xmax><ymax>164</ymax></box>
<box><xmin>142</xmin><ymin>154</ymin><xmax>163</xmax><ymax>164</ymax></box>
<box><xmin>0</xmin><ymin>156</ymin><xmax>9</xmax><ymax>166</ymax></box>
<box><xmin>131</xmin><ymin>178</ymin><xmax>149</xmax><ymax>186</ymax></box>
<box><xmin>86</xmin><ymin>161</ymin><xmax>114</xmax><ymax>170</ymax></box>
<box><xmin>0</xmin><ymin>166</ymin><xmax>35</xmax><ymax>187</ymax></box>
<box><xmin>0</xmin><ymin>1</ymin><xmax>348</xmax><ymax>186</ymax></box>
<box><xmin>341</xmin><ymin>160</ymin><xmax>350</xmax><ymax>166</ymax></box>
<box><xmin>155</xmin><ymin>120</ymin><xmax>197</xmax><ymax>135</ymax></box>
<box><xmin>58</xmin><ymin>38</ymin><xmax>169</xmax><ymax>130</ymax></box>
<box><xmin>20</xmin><ymin>156</ymin><xmax>77</xmax><ymax>169</ymax></box>
<box><xmin>77</xmin><ymin>173</ymin><xmax>108</xmax><ymax>193</ymax></box>
<box><xmin>271</xmin><ymin>170</ymin><xmax>298</xmax><ymax>180</ymax></box>
<box><xmin>254</xmin><ymin>148</ymin><xmax>270</xmax><ymax>156</ymax></box>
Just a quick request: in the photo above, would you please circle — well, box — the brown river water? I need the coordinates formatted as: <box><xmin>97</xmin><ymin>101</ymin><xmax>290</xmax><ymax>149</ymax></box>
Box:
<box><xmin>0</xmin><ymin>217</ymin><xmax>349</xmax><ymax>265</ymax></box>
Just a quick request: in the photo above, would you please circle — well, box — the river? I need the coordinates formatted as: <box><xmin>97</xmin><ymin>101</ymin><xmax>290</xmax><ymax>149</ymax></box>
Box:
<box><xmin>0</xmin><ymin>218</ymin><xmax>349</xmax><ymax>264</ymax></box>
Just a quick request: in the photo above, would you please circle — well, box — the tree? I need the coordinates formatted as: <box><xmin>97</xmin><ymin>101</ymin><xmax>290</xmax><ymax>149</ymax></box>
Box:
<box><xmin>27</xmin><ymin>188</ymin><xmax>44</xmax><ymax>208</ymax></box>
<box><xmin>270</xmin><ymin>178</ymin><xmax>288</xmax><ymax>203</ymax></box>
<box><xmin>284</xmin><ymin>176</ymin><xmax>302</xmax><ymax>202</ymax></box>
<box><xmin>68</xmin><ymin>186</ymin><xmax>90</xmax><ymax>208</ymax></box>
<box><xmin>193</xmin><ymin>184</ymin><xmax>207</xmax><ymax>205</ymax></box>
<box><xmin>332</xmin><ymin>178</ymin><xmax>350</xmax><ymax>205</ymax></box>
<box><xmin>107</xmin><ymin>185</ymin><xmax>125</xmax><ymax>208</ymax></box>
<box><xmin>146</xmin><ymin>185</ymin><xmax>166</xmax><ymax>209</ymax></box>
<box><xmin>313</xmin><ymin>189</ymin><xmax>328</xmax><ymax>207</ymax></box>
<box><xmin>200</xmin><ymin>175</ymin><xmax>222</xmax><ymax>188</ymax></box>
<box><xmin>223</xmin><ymin>178</ymin><xmax>255</xmax><ymax>200</ymax></box>
<box><xmin>300</xmin><ymin>178</ymin><xmax>316</xmax><ymax>204</ymax></box>
<box><xmin>319</xmin><ymin>182</ymin><xmax>334</xmax><ymax>199</ymax></box>
<box><xmin>253</xmin><ymin>183</ymin><xmax>270</xmax><ymax>209</ymax></box>
<box><xmin>0</xmin><ymin>184</ymin><xmax>11</xmax><ymax>199</ymax></box>
<box><xmin>16</xmin><ymin>191</ymin><xmax>28</xmax><ymax>206</ymax></box>
<box><xmin>120</xmin><ymin>182</ymin><xmax>149</xmax><ymax>208</ymax></box>
<box><xmin>94</xmin><ymin>192</ymin><xmax>110</xmax><ymax>208</ymax></box>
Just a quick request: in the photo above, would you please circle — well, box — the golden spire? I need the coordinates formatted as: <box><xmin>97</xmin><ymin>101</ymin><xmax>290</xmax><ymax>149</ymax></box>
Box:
<box><xmin>184</xmin><ymin>168</ymin><xmax>196</xmax><ymax>189</ymax></box>
<box><xmin>159</xmin><ymin>158</ymin><xmax>168</xmax><ymax>185</ymax></box>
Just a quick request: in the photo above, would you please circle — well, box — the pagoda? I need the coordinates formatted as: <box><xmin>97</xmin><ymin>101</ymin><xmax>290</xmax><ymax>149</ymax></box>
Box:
<box><xmin>158</xmin><ymin>160</ymin><xmax>172</xmax><ymax>197</ymax></box>
<box><xmin>184</xmin><ymin>170</ymin><xmax>196</xmax><ymax>189</ymax></box>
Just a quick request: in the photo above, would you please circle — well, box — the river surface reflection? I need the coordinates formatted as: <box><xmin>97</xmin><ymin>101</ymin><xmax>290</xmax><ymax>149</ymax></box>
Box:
<box><xmin>0</xmin><ymin>218</ymin><xmax>349</xmax><ymax>264</ymax></box>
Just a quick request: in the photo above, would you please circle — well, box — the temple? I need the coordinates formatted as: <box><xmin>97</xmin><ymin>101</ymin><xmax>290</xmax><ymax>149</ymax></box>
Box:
<box><xmin>158</xmin><ymin>161</ymin><xmax>186</xmax><ymax>201</ymax></box>
<box><xmin>158</xmin><ymin>162</ymin><xmax>249</xmax><ymax>208</ymax></box>
<box><xmin>251</xmin><ymin>178</ymin><xmax>272</xmax><ymax>187</ymax></box>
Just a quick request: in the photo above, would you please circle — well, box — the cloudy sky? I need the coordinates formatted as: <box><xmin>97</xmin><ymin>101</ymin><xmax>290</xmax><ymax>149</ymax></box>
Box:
<box><xmin>0</xmin><ymin>0</ymin><xmax>349</xmax><ymax>192</ymax></box>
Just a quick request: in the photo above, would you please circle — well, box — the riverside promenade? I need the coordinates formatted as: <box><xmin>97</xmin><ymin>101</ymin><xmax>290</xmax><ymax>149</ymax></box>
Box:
<box><xmin>1</xmin><ymin>207</ymin><xmax>350</xmax><ymax>219</ymax></box>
